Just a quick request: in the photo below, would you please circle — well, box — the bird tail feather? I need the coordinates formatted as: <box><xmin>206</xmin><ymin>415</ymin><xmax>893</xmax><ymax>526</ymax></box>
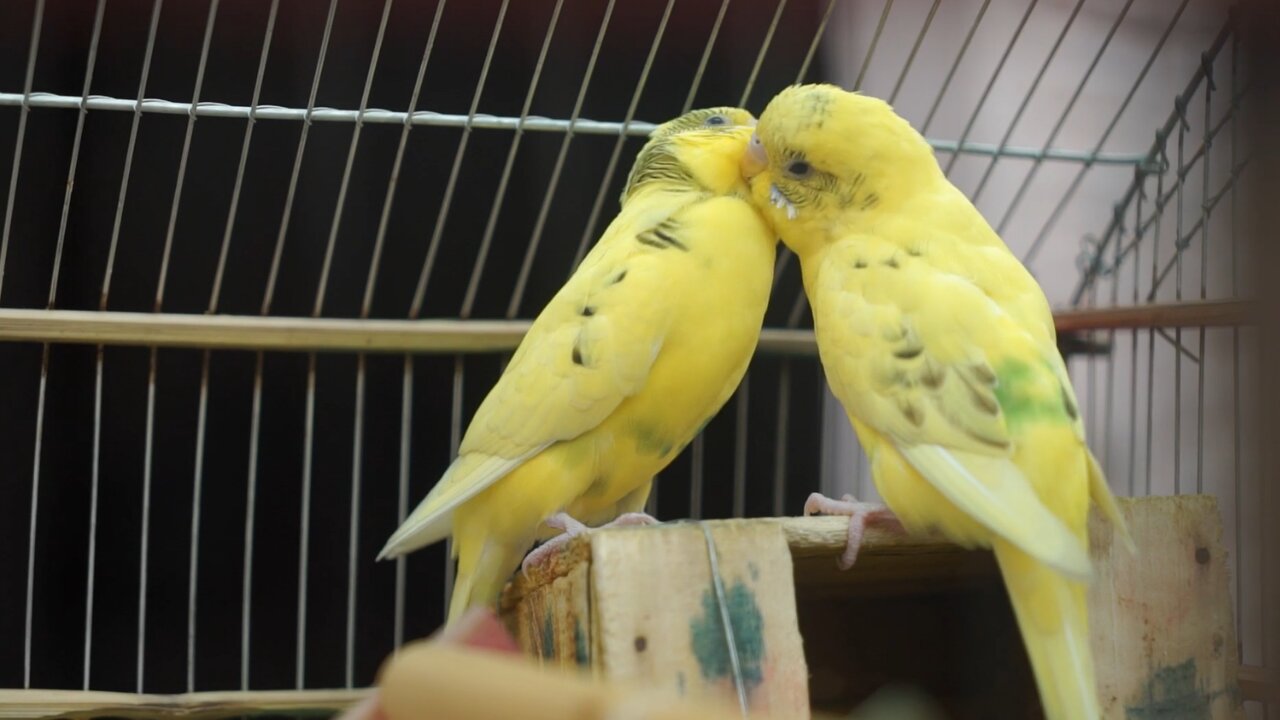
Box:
<box><xmin>447</xmin><ymin>537</ymin><xmax>524</xmax><ymax>626</ymax></box>
<box><xmin>993</xmin><ymin>539</ymin><xmax>1100</xmax><ymax>720</ymax></box>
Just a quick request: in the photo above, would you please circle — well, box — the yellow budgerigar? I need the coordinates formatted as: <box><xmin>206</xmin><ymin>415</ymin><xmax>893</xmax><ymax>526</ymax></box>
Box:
<box><xmin>379</xmin><ymin>107</ymin><xmax>776</xmax><ymax>625</ymax></box>
<box><xmin>741</xmin><ymin>84</ymin><xmax>1133</xmax><ymax>720</ymax></box>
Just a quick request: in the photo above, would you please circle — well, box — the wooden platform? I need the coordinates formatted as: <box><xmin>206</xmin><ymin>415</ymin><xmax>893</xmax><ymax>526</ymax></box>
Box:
<box><xmin>500</xmin><ymin>495</ymin><xmax>1244</xmax><ymax>719</ymax></box>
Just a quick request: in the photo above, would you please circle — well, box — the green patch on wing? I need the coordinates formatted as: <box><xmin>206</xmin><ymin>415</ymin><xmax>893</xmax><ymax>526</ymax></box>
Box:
<box><xmin>632</xmin><ymin>422</ymin><xmax>675</xmax><ymax>457</ymax></box>
<box><xmin>688</xmin><ymin>579</ymin><xmax>765</xmax><ymax>691</ymax></box>
<box><xmin>993</xmin><ymin>359</ymin><xmax>1073</xmax><ymax>428</ymax></box>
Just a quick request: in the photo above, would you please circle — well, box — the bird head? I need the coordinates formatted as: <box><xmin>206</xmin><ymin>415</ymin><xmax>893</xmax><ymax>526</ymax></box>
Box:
<box><xmin>621</xmin><ymin>107</ymin><xmax>759</xmax><ymax>203</ymax></box>
<box><xmin>740</xmin><ymin>84</ymin><xmax>942</xmax><ymax>257</ymax></box>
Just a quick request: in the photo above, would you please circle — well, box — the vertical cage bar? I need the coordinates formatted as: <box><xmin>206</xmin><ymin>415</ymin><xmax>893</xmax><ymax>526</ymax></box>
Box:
<box><xmin>1086</xmin><ymin>286</ymin><xmax>1098</xmax><ymax>452</ymax></box>
<box><xmin>1196</xmin><ymin>54</ymin><xmax>1214</xmax><ymax>494</ymax></box>
<box><xmin>0</xmin><ymin>0</ymin><xmax>50</xmax><ymax>641</ymax></box>
<box><xmin>245</xmin><ymin>0</ymin><xmax>341</xmax><ymax>690</ymax></box>
<box><xmin>509</xmin><ymin>0</ymin><xmax>615</xmax><ymax>317</ymax></box>
<box><xmin>152</xmin><ymin>0</ymin><xmax>218</xmax><ymax>309</ymax></box>
<box><xmin>87</xmin><ymin>348</ymin><xmax>105</xmax><ymax>689</ymax></box>
<box><xmin>244</xmin><ymin>355</ymin><xmax>267</xmax><ymax>690</ymax></box>
<box><xmin>0</xmin><ymin>0</ymin><xmax>43</xmax><ymax>299</ymax></box>
<box><xmin>737</xmin><ymin>0</ymin><xmax>787</xmax><ymax>108</ymax></box>
<box><xmin>1023</xmin><ymin>0</ymin><xmax>1196</xmax><ymax>267</ymax></box>
<box><xmin>853</xmin><ymin>0</ymin><xmax>894</xmax><ymax>92</ymax></box>
<box><xmin>363</xmin><ymin>2</ymin><xmax>444</xmax><ymax>320</ymax></box>
<box><xmin>463</xmin><ymin>0</ymin><xmax>564</xmax><ymax>317</ymax></box>
<box><xmin>1104</xmin><ymin>221</ymin><xmax>1120</xmax><ymax>478</ymax></box>
<box><xmin>1145</xmin><ymin>140</ymin><xmax>1164</xmax><ymax>497</ymax></box>
<box><xmin>681</xmin><ymin>0</ymin><xmax>729</xmax><ymax>112</ymax></box>
<box><xmin>570</xmin><ymin>0</ymin><xmax>677</xmax><ymax>271</ymax></box>
<box><xmin>302</xmin><ymin>0</ymin><xmax>396</xmax><ymax>688</ymax></box>
<box><xmin>772</xmin><ymin>361</ymin><xmax>791</xmax><ymax>517</ymax></box>
<box><xmin>942</xmin><ymin>0</ymin><xmax>1038</xmax><ymax>176</ymax></box>
<box><xmin>192</xmin><ymin>0</ymin><xmax>280</xmax><ymax>693</ymax></box>
<box><xmin>921</xmin><ymin>0</ymin><xmax>989</xmax><ymax>133</ymax></box>
<box><xmin>887</xmin><ymin>0</ymin><xmax>939</xmax><ymax>106</ymax></box>
<box><xmin>24</xmin><ymin>348</ymin><xmax>48</xmax><ymax>689</ymax></box>
<box><xmin>1229</xmin><ymin>31</ymin><xmax>1244</xmax><ymax>652</ymax></box>
<box><xmin>996</xmin><ymin>0</ymin><xmax>1134</xmax><ymax>234</ymax></box>
<box><xmin>139</xmin><ymin>349</ymin><xmax>158</xmax><ymax>693</ymax></box>
<box><xmin>795</xmin><ymin>0</ymin><xmax>837</xmax><ymax>85</ymax></box>
<box><xmin>188</xmin><ymin>348</ymin><xmax>210</xmax><ymax>692</ymax></box>
<box><xmin>969</xmin><ymin>0</ymin><xmax>1084</xmax><ymax>203</ymax></box>
<box><xmin>444</xmin><ymin>357</ymin><xmax>465</xmax><ymax>615</ymax></box>
<box><xmin>260</xmin><ymin>0</ymin><xmax>339</xmax><ymax>316</ymax></box>
<box><xmin>1128</xmin><ymin>174</ymin><xmax>1144</xmax><ymax>497</ymax></box>
<box><xmin>1173</xmin><ymin>91</ymin><xmax>1186</xmax><ymax>496</ymax></box>
<box><xmin>394</xmin><ymin>356</ymin><xmax>413</xmax><ymax>649</ymax></box>
<box><xmin>347</xmin><ymin>356</ymin><xmax>367</xmax><ymax>687</ymax></box>
<box><xmin>689</xmin><ymin>436</ymin><xmax>704</xmax><ymax>520</ymax></box>
<box><xmin>100</xmin><ymin>0</ymin><xmax>164</xmax><ymax>305</ymax></box>
<box><xmin>410</xmin><ymin>0</ymin><xmax>511</xmax><ymax>318</ymax></box>
<box><xmin>140</xmin><ymin>0</ymin><xmax>217</xmax><ymax>692</ymax></box>
<box><xmin>61</xmin><ymin>0</ymin><xmax>108</xmax><ymax>691</ymax></box>
<box><xmin>732</xmin><ymin>377</ymin><xmax>749</xmax><ymax>518</ymax></box>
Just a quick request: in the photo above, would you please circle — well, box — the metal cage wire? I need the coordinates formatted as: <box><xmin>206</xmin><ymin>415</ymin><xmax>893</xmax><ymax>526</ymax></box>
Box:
<box><xmin>0</xmin><ymin>0</ymin><xmax>1266</xmax><ymax>714</ymax></box>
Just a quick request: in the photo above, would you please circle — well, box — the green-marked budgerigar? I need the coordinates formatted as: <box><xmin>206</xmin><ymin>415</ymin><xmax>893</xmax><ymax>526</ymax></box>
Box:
<box><xmin>741</xmin><ymin>84</ymin><xmax>1133</xmax><ymax>720</ymax></box>
<box><xmin>379</xmin><ymin>107</ymin><xmax>777</xmax><ymax>625</ymax></box>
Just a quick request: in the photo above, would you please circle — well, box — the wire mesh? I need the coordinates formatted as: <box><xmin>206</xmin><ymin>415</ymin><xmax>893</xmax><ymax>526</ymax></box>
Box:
<box><xmin>0</xmin><ymin>0</ymin><xmax>1267</xmax><ymax>714</ymax></box>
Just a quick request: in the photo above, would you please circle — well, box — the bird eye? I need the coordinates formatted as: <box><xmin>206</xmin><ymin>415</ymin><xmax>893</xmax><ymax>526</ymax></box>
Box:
<box><xmin>786</xmin><ymin>159</ymin><xmax>813</xmax><ymax>179</ymax></box>
<box><xmin>703</xmin><ymin>114</ymin><xmax>729</xmax><ymax>127</ymax></box>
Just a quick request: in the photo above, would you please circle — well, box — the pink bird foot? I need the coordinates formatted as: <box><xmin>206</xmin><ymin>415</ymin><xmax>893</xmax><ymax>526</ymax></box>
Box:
<box><xmin>803</xmin><ymin>492</ymin><xmax>904</xmax><ymax>571</ymax></box>
<box><xmin>521</xmin><ymin>512</ymin><xmax>659</xmax><ymax>575</ymax></box>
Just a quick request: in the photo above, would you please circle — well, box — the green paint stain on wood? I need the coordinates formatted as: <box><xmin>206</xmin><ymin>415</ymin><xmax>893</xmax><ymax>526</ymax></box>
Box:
<box><xmin>1125</xmin><ymin>659</ymin><xmax>1218</xmax><ymax>719</ymax></box>
<box><xmin>574</xmin><ymin>617</ymin><xmax>589</xmax><ymax>666</ymax></box>
<box><xmin>540</xmin><ymin>612</ymin><xmax>556</xmax><ymax>660</ymax></box>
<box><xmin>688</xmin><ymin>579</ymin><xmax>765</xmax><ymax>690</ymax></box>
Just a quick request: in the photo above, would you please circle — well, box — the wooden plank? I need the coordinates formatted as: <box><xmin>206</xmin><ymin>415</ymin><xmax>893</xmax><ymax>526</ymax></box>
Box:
<box><xmin>503</xmin><ymin>497</ymin><xmax>1241</xmax><ymax>719</ymax></box>
<box><xmin>1089</xmin><ymin>495</ymin><xmax>1242</xmax><ymax>719</ymax></box>
<box><xmin>0</xmin><ymin>688</ymin><xmax>366</xmax><ymax>719</ymax></box>
<box><xmin>503</xmin><ymin>539</ymin><xmax>594</xmax><ymax>671</ymax></box>
<box><xmin>589</xmin><ymin>520</ymin><xmax>810</xmax><ymax>718</ymax></box>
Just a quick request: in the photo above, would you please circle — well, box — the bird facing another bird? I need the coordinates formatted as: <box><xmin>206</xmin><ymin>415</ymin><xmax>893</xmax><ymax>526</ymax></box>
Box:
<box><xmin>742</xmin><ymin>83</ymin><xmax>1133</xmax><ymax>720</ymax></box>
<box><xmin>377</xmin><ymin>107</ymin><xmax>777</xmax><ymax>625</ymax></box>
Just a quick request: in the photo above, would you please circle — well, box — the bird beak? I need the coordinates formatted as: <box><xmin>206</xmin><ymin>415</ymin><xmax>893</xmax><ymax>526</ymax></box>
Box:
<box><xmin>740</xmin><ymin>132</ymin><xmax>767</xmax><ymax>179</ymax></box>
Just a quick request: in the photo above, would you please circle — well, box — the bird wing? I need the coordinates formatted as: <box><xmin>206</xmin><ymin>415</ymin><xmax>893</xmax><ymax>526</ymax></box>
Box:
<box><xmin>813</xmin><ymin>237</ymin><xmax>1092</xmax><ymax>579</ymax></box>
<box><xmin>378</xmin><ymin>202</ymin><xmax>688</xmax><ymax>559</ymax></box>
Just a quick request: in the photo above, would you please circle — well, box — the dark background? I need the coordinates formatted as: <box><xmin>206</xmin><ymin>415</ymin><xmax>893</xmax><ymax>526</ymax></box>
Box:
<box><xmin>0</xmin><ymin>0</ymin><xmax>830</xmax><ymax>694</ymax></box>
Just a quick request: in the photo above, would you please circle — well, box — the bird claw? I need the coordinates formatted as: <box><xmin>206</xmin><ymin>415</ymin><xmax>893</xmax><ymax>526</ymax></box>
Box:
<box><xmin>521</xmin><ymin>512</ymin><xmax>659</xmax><ymax>576</ymax></box>
<box><xmin>803</xmin><ymin>492</ymin><xmax>903</xmax><ymax>571</ymax></box>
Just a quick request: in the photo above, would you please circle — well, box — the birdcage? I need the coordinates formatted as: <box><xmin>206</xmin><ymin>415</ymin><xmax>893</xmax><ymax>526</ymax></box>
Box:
<box><xmin>0</xmin><ymin>0</ymin><xmax>1273</xmax><ymax>718</ymax></box>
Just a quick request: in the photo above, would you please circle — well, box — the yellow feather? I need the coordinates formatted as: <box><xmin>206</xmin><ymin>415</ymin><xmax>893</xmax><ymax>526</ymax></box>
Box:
<box><xmin>380</xmin><ymin>107</ymin><xmax>776</xmax><ymax>624</ymax></box>
<box><xmin>751</xmin><ymin>83</ymin><xmax>1129</xmax><ymax>720</ymax></box>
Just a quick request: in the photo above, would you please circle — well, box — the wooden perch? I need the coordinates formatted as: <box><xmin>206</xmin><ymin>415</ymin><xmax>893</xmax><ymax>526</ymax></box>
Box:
<box><xmin>502</xmin><ymin>496</ymin><xmax>1245</xmax><ymax>720</ymax></box>
<box><xmin>0</xmin><ymin>300</ymin><xmax>1254</xmax><ymax>356</ymax></box>
<box><xmin>1053</xmin><ymin>298</ymin><xmax>1254</xmax><ymax>331</ymax></box>
<box><xmin>0</xmin><ymin>308</ymin><xmax>818</xmax><ymax>356</ymax></box>
<box><xmin>0</xmin><ymin>688</ymin><xmax>367</xmax><ymax>719</ymax></box>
